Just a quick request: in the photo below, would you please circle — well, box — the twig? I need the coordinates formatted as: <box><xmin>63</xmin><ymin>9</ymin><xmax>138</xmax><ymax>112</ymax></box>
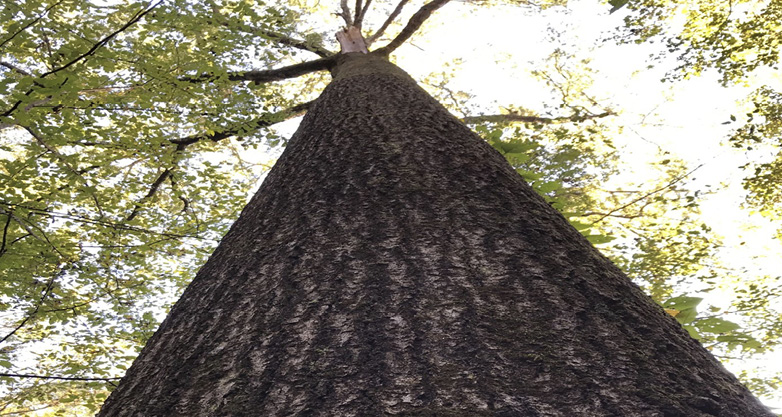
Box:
<box><xmin>125</xmin><ymin>143</ymin><xmax>187</xmax><ymax>222</ymax></box>
<box><xmin>374</xmin><ymin>0</ymin><xmax>451</xmax><ymax>56</ymax></box>
<box><xmin>356</xmin><ymin>0</ymin><xmax>373</xmax><ymax>29</ymax></box>
<box><xmin>0</xmin><ymin>201</ymin><xmax>205</xmax><ymax>240</ymax></box>
<box><xmin>366</xmin><ymin>0</ymin><xmax>408</xmax><ymax>45</ymax></box>
<box><xmin>169</xmin><ymin>101</ymin><xmax>313</xmax><ymax>146</ymax></box>
<box><xmin>588</xmin><ymin>164</ymin><xmax>704</xmax><ymax>226</ymax></box>
<box><xmin>0</xmin><ymin>61</ymin><xmax>32</xmax><ymax>76</ymax></box>
<box><xmin>23</xmin><ymin>127</ymin><xmax>105</xmax><ymax>218</ymax></box>
<box><xmin>462</xmin><ymin>111</ymin><xmax>613</xmax><ymax>125</ymax></box>
<box><xmin>0</xmin><ymin>373</ymin><xmax>121</xmax><ymax>382</ymax></box>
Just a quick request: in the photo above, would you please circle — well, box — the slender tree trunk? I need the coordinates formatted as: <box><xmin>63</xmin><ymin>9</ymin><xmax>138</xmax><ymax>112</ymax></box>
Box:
<box><xmin>99</xmin><ymin>53</ymin><xmax>772</xmax><ymax>416</ymax></box>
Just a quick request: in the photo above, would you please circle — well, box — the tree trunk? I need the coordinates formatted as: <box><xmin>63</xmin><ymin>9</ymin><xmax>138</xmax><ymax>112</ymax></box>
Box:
<box><xmin>99</xmin><ymin>53</ymin><xmax>772</xmax><ymax>416</ymax></box>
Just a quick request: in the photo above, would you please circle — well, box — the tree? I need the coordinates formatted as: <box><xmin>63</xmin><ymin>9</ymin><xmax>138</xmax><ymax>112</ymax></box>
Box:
<box><xmin>94</xmin><ymin>15</ymin><xmax>776</xmax><ymax>417</ymax></box>
<box><xmin>0</xmin><ymin>0</ymin><xmax>779</xmax><ymax>413</ymax></box>
<box><xmin>619</xmin><ymin>0</ymin><xmax>782</xmax><ymax>232</ymax></box>
<box><xmin>615</xmin><ymin>1</ymin><xmax>782</xmax><ymax>395</ymax></box>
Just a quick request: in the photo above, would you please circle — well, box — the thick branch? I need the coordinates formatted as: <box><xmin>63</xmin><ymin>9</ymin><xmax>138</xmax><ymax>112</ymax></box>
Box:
<box><xmin>354</xmin><ymin>0</ymin><xmax>363</xmax><ymax>27</ymax></box>
<box><xmin>462</xmin><ymin>111</ymin><xmax>614</xmax><ymax>125</ymax></box>
<box><xmin>180</xmin><ymin>57</ymin><xmax>334</xmax><ymax>84</ymax></box>
<box><xmin>373</xmin><ymin>0</ymin><xmax>450</xmax><ymax>56</ymax></box>
<box><xmin>263</xmin><ymin>31</ymin><xmax>333</xmax><ymax>58</ymax></box>
<box><xmin>366</xmin><ymin>0</ymin><xmax>408</xmax><ymax>45</ymax></box>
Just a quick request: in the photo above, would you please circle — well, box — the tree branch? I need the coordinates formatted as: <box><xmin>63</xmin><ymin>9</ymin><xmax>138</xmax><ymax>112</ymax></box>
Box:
<box><xmin>23</xmin><ymin>127</ymin><xmax>105</xmax><ymax>218</ymax></box>
<box><xmin>170</xmin><ymin>101</ymin><xmax>313</xmax><ymax>146</ymax></box>
<box><xmin>0</xmin><ymin>266</ymin><xmax>60</xmax><ymax>345</ymax></box>
<box><xmin>366</xmin><ymin>0</ymin><xmax>409</xmax><ymax>45</ymax></box>
<box><xmin>587</xmin><ymin>164</ymin><xmax>704</xmax><ymax>226</ymax></box>
<box><xmin>339</xmin><ymin>0</ymin><xmax>354</xmax><ymax>26</ymax></box>
<box><xmin>0</xmin><ymin>211</ymin><xmax>12</xmax><ymax>257</ymax></box>
<box><xmin>0</xmin><ymin>201</ymin><xmax>205</xmax><ymax>240</ymax></box>
<box><xmin>0</xmin><ymin>208</ymin><xmax>55</xmax><ymax>255</ymax></box>
<box><xmin>354</xmin><ymin>0</ymin><xmax>363</xmax><ymax>27</ymax></box>
<box><xmin>0</xmin><ymin>0</ymin><xmax>65</xmax><ymax>50</ymax></box>
<box><xmin>373</xmin><ymin>0</ymin><xmax>450</xmax><ymax>56</ymax></box>
<box><xmin>227</xmin><ymin>22</ymin><xmax>333</xmax><ymax>58</ymax></box>
<box><xmin>461</xmin><ymin>111</ymin><xmax>614</xmax><ymax>125</ymax></box>
<box><xmin>127</xmin><ymin>101</ymin><xmax>313</xmax><ymax>221</ymax></box>
<box><xmin>40</xmin><ymin>0</ymin><xmax>163</xmax><ymax>78</ymax></box>
<box><xmin>180</xmin><ymin>57</ymin><xmax>334</xmax><ymax>84</ymax></box>
<box><xmin>125</xmin><ymin>143</ymin><xmax>187</xmax><ymax>222</ymax></box>
<box><xmin>264</xmin><ymin>31</ymin><xmax>333</xmax><ymax>58</ymax></box>
<box><xmin>356</xmin><ymin>0</ymin><xmax>373</xmax><ymax>29</ymax></box>
<box><xmin>1</xmin><ymin>1</ymin><xmax>161</xmax><ymax>119</ymax></box>
<box><xmin>0</xmin><ymin>61</ymin><xmax>32</xmax><ymax>76</ymax></box>
<box><xmin>0</xmin><ymin>373</ymin><xmax>121</xmax><ymax>382</ymax></box>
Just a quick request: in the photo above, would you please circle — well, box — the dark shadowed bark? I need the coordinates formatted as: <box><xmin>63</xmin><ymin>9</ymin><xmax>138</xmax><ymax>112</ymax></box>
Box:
<box><xmin>99</xmin><ymin>53</ymin><xmax>773</xmax><ymax>416</ymax></box>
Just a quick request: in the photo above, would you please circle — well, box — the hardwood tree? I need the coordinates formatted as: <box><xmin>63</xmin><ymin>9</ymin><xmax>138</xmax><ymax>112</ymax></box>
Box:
<box><xmin>97</xmin><ymin>7</ymin><xmax>772</xmax><ymax>416</ymax></box>
<box><xmin>0</xmin><ymin>0</ymin><xmax>779</xmax><ymax>413</ymax></box>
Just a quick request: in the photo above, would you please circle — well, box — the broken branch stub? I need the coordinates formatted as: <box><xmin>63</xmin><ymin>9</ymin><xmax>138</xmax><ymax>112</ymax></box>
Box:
<box><xmin>336</xmin><ymin>26</ymin><xmax>368</xmax><ymax>54</ymax></box>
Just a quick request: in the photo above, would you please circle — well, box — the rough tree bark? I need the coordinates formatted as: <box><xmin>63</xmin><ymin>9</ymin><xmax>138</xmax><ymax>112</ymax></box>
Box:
<box><xmin>99</xmin><ymin>52</ymin><xmax>773</xmax><ymax>416</ymax></box>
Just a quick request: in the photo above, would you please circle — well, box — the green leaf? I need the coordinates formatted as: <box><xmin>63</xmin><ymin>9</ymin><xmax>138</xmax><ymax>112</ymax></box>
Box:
<box><xmin>608</xmin><ymin>0</ymin><xmax>630</xmax><ymax>13</ymax></box>
<box><xmin>695</xmin><ymin>317</ymin><xmax>741</xmax><ymax>334</ymax></box>
<box><xmin>568</xmin><ymin>220</ymin><xmax>592</xmax><ymax>231</ymax></box>
<box><xmin>663</xmin><ymin>296</ymin><xmax>703</xmax><ymax>311</ymax></box>
<box><xmin>681</xmin><ymin>324</ymin><xmax>701</xmax><ymax>339</ymax></box>
<box><xmin>536</xmin><ymin>180</ymin><xmax>562</xmax><ymax>194</ymax></box>
<box><xmin>585</xmin><ymin>234</ymin><xmax>616</xmax><ymax>245</ymax></box>
<box><xmin>675</xmin><ymin>308</ymin><xmax>698</xmax><ymax>324</ymax></box>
